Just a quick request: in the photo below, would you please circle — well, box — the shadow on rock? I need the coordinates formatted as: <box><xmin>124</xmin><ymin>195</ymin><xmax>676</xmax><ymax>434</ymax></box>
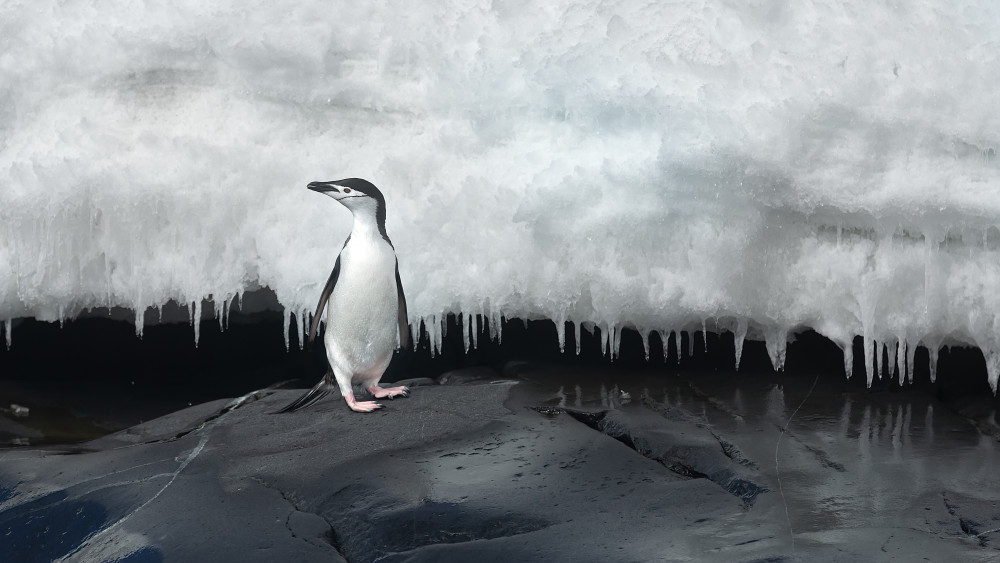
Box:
<box><xmin>320</xmin><ymin>486</ymin><xmax>549</xmax><ymax>562</ymax></box>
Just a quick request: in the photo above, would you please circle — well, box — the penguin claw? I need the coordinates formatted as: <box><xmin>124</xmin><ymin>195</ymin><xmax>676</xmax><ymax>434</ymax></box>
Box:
<box><xmin>368</xmin><ymin>385</ymin><xmax>412</xmax><ymax>400</ymax></box>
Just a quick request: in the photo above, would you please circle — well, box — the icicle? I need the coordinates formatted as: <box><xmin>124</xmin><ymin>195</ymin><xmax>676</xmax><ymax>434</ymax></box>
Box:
<box><xmin>282</xmin><ymin>307</ymin><xmax>291</xmax><ymax>351</ymax></box>
<box><xmin>3</xmin><ymin>319</ymin><xmax>10</xmax><ymax>348</ymax></box>
<box><xmin>433</xmin><ymin>315</ymin><xmax>442</xmax><ymax>356</ymax></box>
<box><xmin>658</xmin><ymin>330</ymin><xmax>669</xmax><ymax>362</ymax></box>
<box><xmin>496</xmin><ymin>313</ymin><xmax>504</xmax><ymax>344</ymax></box>
<box><xmin>895</xmin><ymin>338</ymin><xmax>905</xmax><ymax>386</ymax></box>
<box><xmin>928</xmin><ymin>345</ymin><xmax>939</xmax><ymax>383</ymax></box>
<box><xmin>702</xmin><ymin>319</ymin><xmax>708</xmax><ymax>352</ymax></box>
<box><xmin>574</xmin><ymin>321</ymin><xmax>581</xmax><ymax>355</ymax></box>
<box><xmin>875</xmin><ymin>341</ymin><xmax>884</xmax><ymax>380</ymax></box>
<box><xmin>734</xmin><ymin>319</ymin><xmax>748</xmax><ymax>371</ymax></box>
<box><xmin>223</xmin><ymin>297</ymin><xmax>230</xmax><ymax>332</ymax></box>
<box><xmin>489</xmin><ymin>309</ymin><xmax>500</xmax><ymax>341</ymax></box>
<box><xmin>423</xmin><ymin>316</ymin><xmax>435</xmax><ymax>356</ymax></box>
<box><xmin>134</xmin><ymin>306</ymin><xmax>144</xmax><ymax>338</ymax></box>
<box><xmin>985</xmin><ymin>350</ymin><xmax>1000</xmax><ymax>394</ymax></box>
<box><xmin>193</xmin><ymin>300</ymin><xmax>202</xmax><ymax>347</ymax></box>
<box><xmin>863</xmin><ymin>333</ymin><xmax>875</xmax><ymax>387</ymax></box>
<box><xmin>672</xmin><ymin>330</ymin><xmax>680</xmax><ymax>364</ymax></box>
<box><xmin>471</xmin><ymin>313</ymin><xmax>480</xmax><ymax>350</ymax></box>
<box><xmin>461</xmin><ymin>313</ymin><xmax>470</xmax><ymax>353</ymax></box>
<box><xmin>296</xmin><ymin>308</ymin><xmax>306</xmax><ymax>349</ymax></box>
<box><xmin>764</xmin><ymin>327</ymin><xmax>788</xmax><ymax>372</ymax></box>
<box><xmin>216</xmin><ymin>298</ymin><xmax>225</xmax><ymax>332</ymax></box>
<box><xmin>438</xmin><ymin>315</ymin><xmax>446</xmax><ymax>356</ymax></box>
<box><xmin>459</xmin><ymin>313</ymin><xmax>472</xmax><ymax>354</ymax></box>
<box><xmin>612</xmin><ymin>324</ymin><xmax>622</xmax><ymax>360</ymax></box>
<box><xmin>905</xmin><ymin>337</ymin><xmax>917</xmax><ymax>384</ymax></box>
<box><xmin>555</xmin><ymin>315</ymin><xmax>566</xmax><ymax>353</ymax></box>
<box><xmin>687</xmin><ymin>329</ymin><xmax>695</xmax><ymax>358</ymax></box>
<box><xmin>641</xmin><ymin>329</ymin><xmax>650</xmax><ymax>361</ymax></box>
<box><xmin>843</xmin><ymin>338</ymin><xmax>854</xmax><ymax>379</ymax></box>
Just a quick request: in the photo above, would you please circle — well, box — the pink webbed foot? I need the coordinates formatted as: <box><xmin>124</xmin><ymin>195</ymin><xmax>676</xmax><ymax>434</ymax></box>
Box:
<box><xmin>367</xmin><ymin>385</ymin><xmax>411</xmax><ymax>400</ymax></box>
<box><xmin>345</xmin><ymin>392</ymin><xmax>383</xmax><ymax>413</ymax></box>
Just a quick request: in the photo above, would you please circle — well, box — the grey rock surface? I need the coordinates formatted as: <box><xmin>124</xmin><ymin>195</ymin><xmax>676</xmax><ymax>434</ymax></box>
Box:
<box><xmin>1</xmin><ymin>366</ymin><xmax>999</xmax><ymax>562</ymax></box>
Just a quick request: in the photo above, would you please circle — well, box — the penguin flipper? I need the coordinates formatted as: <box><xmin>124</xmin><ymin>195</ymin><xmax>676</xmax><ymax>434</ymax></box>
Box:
<box><xmin>308</xmin><ymin>250</ymin><xmax>344</xmax><ymax>343</ymax></box>
<box><xmin>276</xmin><ymin>372</ymin><xmax>336</xmax><ymax>413</ymax></box>
<box><xmin>395</xmin><ymin>261</ymin><xmax>410</xmax><ymax>350</ymax></box>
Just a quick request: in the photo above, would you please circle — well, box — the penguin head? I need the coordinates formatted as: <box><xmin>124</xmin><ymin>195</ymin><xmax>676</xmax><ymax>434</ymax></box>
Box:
<box><xmin>307</xmin><ymin>178</ymin><xmax>386</xmax><ymax>217</ymax></box>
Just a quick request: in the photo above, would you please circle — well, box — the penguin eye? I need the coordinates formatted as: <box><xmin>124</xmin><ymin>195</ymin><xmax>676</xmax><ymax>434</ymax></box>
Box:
<box><xmin>343</xmin><ymin>188</ymin><xmax>352</xmax><ymax>193</ymax></box>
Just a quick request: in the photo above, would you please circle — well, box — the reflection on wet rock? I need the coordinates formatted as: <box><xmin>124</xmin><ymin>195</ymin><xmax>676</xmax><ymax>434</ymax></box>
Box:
<box><xmin>564</xmin><ymin>407</ymin><xmax>768</xmax><ymax>506</ymax></box>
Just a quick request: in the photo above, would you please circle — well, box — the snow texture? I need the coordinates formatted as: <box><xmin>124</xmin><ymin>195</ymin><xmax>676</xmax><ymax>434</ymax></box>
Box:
<box><xmin>1</xmin><ymin>1</ymin><xmax>999</xmax><ymax>388</ymax></box>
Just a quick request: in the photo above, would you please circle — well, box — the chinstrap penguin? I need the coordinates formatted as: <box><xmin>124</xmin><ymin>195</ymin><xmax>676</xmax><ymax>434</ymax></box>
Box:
<box><xmin>278</xmin><ymin>178</ymin><xmax>410</xmax><ymax>413</ymax></box>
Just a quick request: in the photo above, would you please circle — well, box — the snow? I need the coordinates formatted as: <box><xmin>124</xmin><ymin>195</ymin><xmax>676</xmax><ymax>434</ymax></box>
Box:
<box><xmin>1</xmin><ymin>1</ymin><xmax>999</xmax><ymax>388</ymax></box>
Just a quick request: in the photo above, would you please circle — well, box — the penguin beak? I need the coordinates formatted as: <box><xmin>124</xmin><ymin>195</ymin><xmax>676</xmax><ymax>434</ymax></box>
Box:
<box><xmin>307</xmin><ymin>181</ymin><xmax>339</xmax><ymax>193</ymax></box>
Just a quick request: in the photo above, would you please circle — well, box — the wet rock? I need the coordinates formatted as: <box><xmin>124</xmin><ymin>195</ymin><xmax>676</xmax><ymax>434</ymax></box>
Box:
<box><xmin>88</xmin><ymin>398</ymin><xmax>231</xmax><ymax>447</ymax></box>
<box><xmin>436</xmin><ymin>366</ymin><xmax>503</xmax><ymax>385</ymax></box>
<box><xmin>324</xmin><ymin>487</ymin><xmax>549</xmax><ymax>561</ymax></box>
<box><xmin>942</xmin><ymin>491</ymin><xmax>1000</xmax><ymax>545</ymax></box>
<box><xmin>531</xmin><ymin>405</ymin><xmax>564</xmax><ymax>417</ymax></box>
<box><xmin>390</xmin><ymin>377</ymin><xmax>436</xmax><ymax>388</ymax></box>
<box><xmin>565</xmin><ymin>406</ymin><xmax>768</xmax><ymax>506</ymax></box>
<box><xmin>3</xmin><ymin>366</ymin><xmax>998</xmax><ymax>561</ymax></box>
<box><xmin>0</xmin><ymin>386</ymin><xmax>512</xmax><ymax>562</ymax></box>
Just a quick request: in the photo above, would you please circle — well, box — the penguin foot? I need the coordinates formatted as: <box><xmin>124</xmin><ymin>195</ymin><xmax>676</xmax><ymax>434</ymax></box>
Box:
<box><xmin>348</xmin><ymin>401</ymin><xmax>383</xmax><ymax>413</ymax></box>
<box><xmin>345</xmin><ymin>392</ymin><xmax>383</xmax><ymax>413</ymax></box>
<box><xmin>368</xmin><ymin>385</ymin><xmax>411</xmax><ymax>400</ymax></box>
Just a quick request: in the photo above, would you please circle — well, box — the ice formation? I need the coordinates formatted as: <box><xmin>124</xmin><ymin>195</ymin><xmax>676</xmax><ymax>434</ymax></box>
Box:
<box><xmin>1</xmin><ymin>2</ymin><xmax>999</xmax><ymax>388</ymax></box>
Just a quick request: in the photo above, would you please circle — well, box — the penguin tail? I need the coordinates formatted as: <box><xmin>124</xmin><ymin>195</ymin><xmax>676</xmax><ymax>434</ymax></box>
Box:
<box><xmin>275</xmin><ymin>372</ymin><xmax>336</xmax><ymax>413</ymax></box>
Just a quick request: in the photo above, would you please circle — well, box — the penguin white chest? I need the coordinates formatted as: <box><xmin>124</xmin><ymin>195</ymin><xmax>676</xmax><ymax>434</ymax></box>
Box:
<box><xmin>325</xmin><ymin>236</ymin><xmax>398</xmax><ymax>378</ymax></box>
